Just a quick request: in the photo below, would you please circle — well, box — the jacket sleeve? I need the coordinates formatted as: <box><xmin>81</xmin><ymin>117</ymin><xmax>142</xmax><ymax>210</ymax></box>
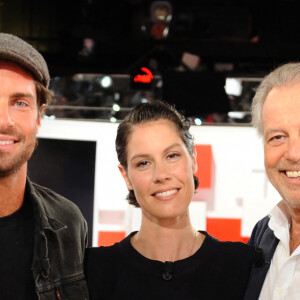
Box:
<box><xmin>243</xmin><ymin>215</ymin><xmax>279</xmax><ymax>300</ymax></box>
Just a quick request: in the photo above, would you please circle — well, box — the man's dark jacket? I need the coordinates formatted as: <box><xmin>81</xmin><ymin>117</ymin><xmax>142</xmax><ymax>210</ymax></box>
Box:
<box><xmin>27</xmin><ymin>177</ymin><xmax>89</xmax><ymax>299</ymax></box>
<box><xmin>243</xmin><ymin>216</ymin><xmax>279</xmax><ymax>300</ymax></box>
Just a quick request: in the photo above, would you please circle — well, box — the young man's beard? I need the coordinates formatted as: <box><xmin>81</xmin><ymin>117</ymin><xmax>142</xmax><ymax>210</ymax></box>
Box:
<box><xmin>0</xmin><ymin>134</ymin><xmax>37</xmax><ymax>178</ymax></box>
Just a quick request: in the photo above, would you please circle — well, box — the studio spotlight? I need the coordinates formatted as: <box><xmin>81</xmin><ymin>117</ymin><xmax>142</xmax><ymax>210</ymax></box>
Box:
<box><xmin>112</xmin><ymin>103</ymin><xmax>121</xmax><ymax>112</ymax></box>
<box><xmin>194</xmin><ymin>118</ymin><xmax>202</xmax><ymax>126</ymax></box>
<box><xmin>225</xmin><ymin>78</ymin><xmax>242</xmax><ymax>96</ymax></box>
<box><xmin>100</xmin><ymin>76</ymin><xmax>112</xmax><ymax>88</ymax></box>
<box><xmin>110</xmin><ymin>116</ymin><xmax>117</xmax><ymax>123</ymax></box>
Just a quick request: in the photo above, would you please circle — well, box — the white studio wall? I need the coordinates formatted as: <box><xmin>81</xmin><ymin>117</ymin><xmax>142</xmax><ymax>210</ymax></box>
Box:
<box><xmin>36</xmin><ymin>118</ymin><xmax>281</xmax><ymax>246</ymax></box>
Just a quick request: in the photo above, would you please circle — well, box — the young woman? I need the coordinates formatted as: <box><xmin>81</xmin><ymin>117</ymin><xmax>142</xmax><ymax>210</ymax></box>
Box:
<box><xmin>85</xmin><ymin>101</ymin><xmax>257</xmax><ymax>300</ymax></box>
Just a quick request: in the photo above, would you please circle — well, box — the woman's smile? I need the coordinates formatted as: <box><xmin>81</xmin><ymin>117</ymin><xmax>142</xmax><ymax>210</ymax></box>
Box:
<box><xmin>152</xmin><ymin>188</ymin><xmax>179</xmax><ymax>198</ymax></box>
<box><xmin>119</xmin><ymin>119</ymin><xmax>197</xmax><ymax>222</ymax></box>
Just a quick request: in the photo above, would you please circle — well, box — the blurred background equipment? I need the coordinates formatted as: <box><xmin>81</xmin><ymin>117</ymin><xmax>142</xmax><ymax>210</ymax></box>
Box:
<box><xmin>47</xmin><ymin>72</ymin><xmax>259</xmax><ymax>125</ymax></box>
<box><xmin>150</xmin><ymin>1</ymin><xmax>172</xmax><ymax>39</ymax></box>
<box><xmin>1</xmin><ymin>0</ymin><xmax>299</xmax><ymax>124</ymax></box>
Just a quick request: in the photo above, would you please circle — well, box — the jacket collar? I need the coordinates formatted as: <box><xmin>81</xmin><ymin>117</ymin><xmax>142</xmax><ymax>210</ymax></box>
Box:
<box><xmin>26</xmin><ymin>177</ymin><xmax>66</xmax><ymax>232</ymax></box>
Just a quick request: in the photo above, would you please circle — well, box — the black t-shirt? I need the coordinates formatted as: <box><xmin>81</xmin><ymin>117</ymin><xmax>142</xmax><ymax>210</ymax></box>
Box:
<box><xmin>0</xmin><ymin>196</ymin><xmax>37</xmax><ymax>299</ymax></box>
<box><xmin>85</xmin><ymin>231</ymin><xmax>256</xmax><ymax>300</ymax></box>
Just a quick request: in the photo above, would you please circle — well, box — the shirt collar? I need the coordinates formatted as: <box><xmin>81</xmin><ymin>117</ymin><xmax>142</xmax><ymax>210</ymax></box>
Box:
<box><xmin>268</xmin><ymin>200</ymin><xmax>291</xmax><ymax>253</ymax></box>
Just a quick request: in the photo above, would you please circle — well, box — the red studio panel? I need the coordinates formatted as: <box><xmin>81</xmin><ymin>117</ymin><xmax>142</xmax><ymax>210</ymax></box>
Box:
<box><xmin>195</xmin><ymin>145</ymin><xmax>213</xmax><ymax>189</ymax></box>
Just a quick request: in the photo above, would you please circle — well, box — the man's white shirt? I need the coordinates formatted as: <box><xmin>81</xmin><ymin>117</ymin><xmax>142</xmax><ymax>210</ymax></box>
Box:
<box><xmin>259</xmin><ymin>203</ymin><xmax>300</xmax><ymax>299</ymax></box>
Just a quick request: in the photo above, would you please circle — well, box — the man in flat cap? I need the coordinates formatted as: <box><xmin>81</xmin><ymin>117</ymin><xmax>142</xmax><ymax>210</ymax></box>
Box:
<box><xmin>0</xmin><ymin>33</ymin><xmax>89</xmax><ymax>299</ymax></box>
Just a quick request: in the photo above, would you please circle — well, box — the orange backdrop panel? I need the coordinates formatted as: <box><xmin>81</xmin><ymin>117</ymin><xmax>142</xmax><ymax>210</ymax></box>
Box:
<box><xmin>206</xmin><ymin>218</ymin><xmax>242</xmax><ymax>242</ymax></box>
<box><xmin>98</xmin><ymin>231</ymin><xmax>126</xmax><ymax>247</ymax></box>
<box><xmin>195</xmin><ymin>145</ymin><xmax>212</xmax><ymax>188</ymax></box>
<box><xmin>241</xmin><ymin>237</ymin><xmax>250</xmax><ymax>244</ymax></box>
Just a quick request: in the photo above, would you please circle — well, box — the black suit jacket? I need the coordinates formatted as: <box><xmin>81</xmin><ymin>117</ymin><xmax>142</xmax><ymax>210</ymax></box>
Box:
<box><xmin>243</xmin><ymin>216</ymin><xmax>279</xmax><ymax>300</ymax></box>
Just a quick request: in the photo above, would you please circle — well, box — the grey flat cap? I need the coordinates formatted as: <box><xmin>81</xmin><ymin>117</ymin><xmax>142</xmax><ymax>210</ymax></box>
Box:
<box><xmin>0</xmin><ymin>33</ymin><xmax>50</xmax><ymax>88</ymax></box>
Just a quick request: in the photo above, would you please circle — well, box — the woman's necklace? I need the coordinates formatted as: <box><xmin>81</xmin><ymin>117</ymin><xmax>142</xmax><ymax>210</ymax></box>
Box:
<box><xmin>189</xmin><ymin>229</ymin><xmax>198</xmax><ymax>256</ymax></box>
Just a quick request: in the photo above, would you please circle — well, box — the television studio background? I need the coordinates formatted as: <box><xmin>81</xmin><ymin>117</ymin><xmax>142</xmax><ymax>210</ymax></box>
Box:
<box><xmin>4</xmin><ymin>0</ymin><xmax>299</xmax><ymax>246</ymax></box>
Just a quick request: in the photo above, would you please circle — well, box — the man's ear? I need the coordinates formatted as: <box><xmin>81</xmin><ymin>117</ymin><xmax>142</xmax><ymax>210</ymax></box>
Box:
<box><xmin>36</xmin><ymin>104</ymin><xmax>46</xmax><ymax>132</ymax></box>
<box><xmin>118</xmin><ymin>164</ymin><xmax>133</xmax><ymax>190</ymax></box>
<box><xmin>192</xmin><ymin>147</ymin><xmax>198</xmax><ymax>175</ymax></box>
